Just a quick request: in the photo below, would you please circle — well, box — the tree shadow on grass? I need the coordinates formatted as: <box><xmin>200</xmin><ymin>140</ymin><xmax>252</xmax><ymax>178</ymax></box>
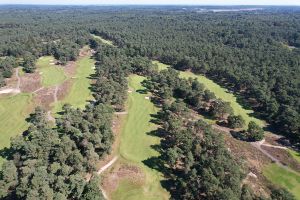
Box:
<box><xmin>136</xmin><ymin>89</ymin><xmax>148</xmax><ymax>94</ymax></box>
<box><xmin>0</xmin><ymin>147</ymin><xmax>14</xmax><ymax>160</ymax></box>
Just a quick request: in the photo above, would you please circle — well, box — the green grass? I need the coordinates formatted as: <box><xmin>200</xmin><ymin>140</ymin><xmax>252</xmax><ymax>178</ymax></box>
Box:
<box><xmin>91</xmin><ymin>34</ymin><xmax>115</xmax><ymax>46</ymax></box>
<box><xmin>36</xmin><ymin>56</ymin><xmax>66</xmax><ymax>87</ymax></box>
<box><xmin>0</xmin><ymin>93</ymin><xmax>33</xmax><ymax>166</ymax></box>
<box><xmin>153</xmin><ymin>61</ymin><xmax>264</xmax><ymax>127</ymax></box>
<box><xmin>264</xmin><ymin>164</ymin><xmax>300</xmax><ymax>198</ymax></box>
<box><xmin>52</xmin><ymin>55</ymin><xmax>95</xmax><ymax>113</ymax></box>
<box><xmin>112</xmin><ymin>75</ymin><xmax>169</xmax><ymax>200</ymax></box>
<box><xmin>288</xmin><ymin>149</ymin><xmax>300</xmax><ymax>164</ymax></box>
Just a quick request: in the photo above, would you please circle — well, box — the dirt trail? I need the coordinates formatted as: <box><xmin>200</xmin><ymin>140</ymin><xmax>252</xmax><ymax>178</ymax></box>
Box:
<box><xmin>32</xmin><ymin>87</ymin><xmax>44</xmax><ymax>94</ymax></box>
<box><xmin>212</xmin><ymin>124</ymin><xmax>291</xmax><ymax>170</ymax></box>
<box><xmin>97</xmin><ymin>156</ymin><xmax>118</xmax><ymax>175</ymax></box>
<box><xmin>16</xmin><ymin>68</ymin><xmax>20</xmax><ymax>90</ymax></box>
<box><xmin>53</xmin><ymin>85</ymin><xmax>58</xmax><ymax>103</ymax></box>
<box><xmin>251</xmin><ymin>140</ymin><xmax>284</xmax><ymax>166</ymax></box>
<box><xmin>0</xmin><ymin>68</ymin><xmax>21</xmax><ymax>94</ymax></box>
<box><xmin>114</xmin><ymin>112</ymin><xmax>128</xmax><ymax>115</ymax></box>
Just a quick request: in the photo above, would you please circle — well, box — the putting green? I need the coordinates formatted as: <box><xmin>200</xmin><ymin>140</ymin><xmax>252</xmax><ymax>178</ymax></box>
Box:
<box><xmin>153</xmin><ymin>61</ymin><xmax>264</xmax><ymax>127</ymax></box>
<box><xmin>264</xmin><ymin>164</ymin><xmax>300</xmax><ymax>198</ymax></box>
<box><xmin>0</xmin><ymin>93</ymin><xmax>33</xmax><ymax>166</ymax></box>
<box><xmin>36</xmin><ymin>56</ymin><xmax>66</xmax><ymax>87</ymax></box>
<box><xmin>112</xmin><ymin>75</ymin><xmax>169</xmax><ymax>200</ymax></box>
<box><xmin>52</xmin><ymin>55</ymin><xmax>95</xmax><ymax>113</ymax></box>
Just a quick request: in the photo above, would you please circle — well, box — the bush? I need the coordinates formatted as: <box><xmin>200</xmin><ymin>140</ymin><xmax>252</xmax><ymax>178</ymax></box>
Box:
<box><xmin>228</xmin><ymin>115</ymin><xmax>245</xmax><ymax>129</ymax></box>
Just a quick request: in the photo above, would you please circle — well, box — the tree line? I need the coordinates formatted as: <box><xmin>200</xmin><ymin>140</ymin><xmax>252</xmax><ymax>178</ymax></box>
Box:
<box><xmin>143</xmin><ymin>68</ymin><xmax>264</xmax><ymax>141</ymax></box>
<box><xmin>143</xmin><ymin>69</ymin><xmax>294</xmax><ymax>199</ymax></box>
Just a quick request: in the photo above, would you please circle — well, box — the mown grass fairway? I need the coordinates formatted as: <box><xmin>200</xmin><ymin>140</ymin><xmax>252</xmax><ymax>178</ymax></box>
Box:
<box><xmin>153</xmin><ymin>61</ymin><xmax>263</xmax><ymax>127</ymax></box>
<box><xmin>112</xmin><ymin>75</ymin><xmax>169</xmax><ymax>200</ymax></box>
<box><xmin>91</xmin><ymin>34</ymin><xmax>115</xmax><ymax>46</ymax></box>
<box><xmin>0</xmin><ymin>94</ymin><xmax>33</xmax><ymax>165</ymax></box>
<box><xmin>36</xmin><ymin>56</ymin><xmax>66</xmax><ymax>87</ymax></box>
<box><xmin>264</xmin><ymin>164</ymin><xmax>300</xmax><ymax>198</ymax></box>
<box><xmin>53</xmin><ymin>55</ymin><xmax>95</xmax><ymax>112</ymax></box>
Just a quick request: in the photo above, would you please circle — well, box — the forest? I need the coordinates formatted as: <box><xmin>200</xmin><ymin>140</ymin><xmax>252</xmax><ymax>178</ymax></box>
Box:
<box><xmin>0</xmin><ymin>5</ymin><xmax>299</xmax><ymax>143</ymax></box>
<box><xmin>0</xmin><ymin>5</ymin><xmax>299</xmax><ymax>200</ymax></box>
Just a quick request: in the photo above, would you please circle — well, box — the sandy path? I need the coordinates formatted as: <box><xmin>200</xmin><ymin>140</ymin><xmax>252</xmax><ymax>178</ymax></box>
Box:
<box><xmin>0</xmin><ymin>68</ymin><xmax>21</xmax><ymax>94</ymax></box>
<box><xmin>97</xmin><ymin>156</ymin><xmax>118</xmax><ymax>175</ymax></box>
<box><xmin>53</xmin><ymin>85</ymin><xmax>58</xmax><ymax>103</ymax></box>
<box><xmin>114</xmin><ymin>112</ymin><xmax>128</xmax><ymax>115</ymax></box>
<box><xmin>32</xmin><ymin>87</ymin><xmax>44</xmax><ymax>94</ymax></box>
<box><xmin>16</xmin><ymin>68</ymin><xmax>20</xmax><ymax>90</ymax></box>
<box><xmin>212</xmin><ymin>124</ymin><xmax>291</xmax><ymax>170</ymax></box>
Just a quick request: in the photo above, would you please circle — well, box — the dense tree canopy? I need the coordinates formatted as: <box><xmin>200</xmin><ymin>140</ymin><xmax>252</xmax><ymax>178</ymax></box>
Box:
<box><xmin>0</xmin><ymin>5</ymin><xmax>299</xmax><ymax>141</ymax></box>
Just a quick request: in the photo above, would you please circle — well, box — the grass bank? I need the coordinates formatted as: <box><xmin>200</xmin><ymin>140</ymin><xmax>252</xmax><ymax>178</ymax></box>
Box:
<box><xmin>112</xmin><ymin>75</ymin><xmax>169</xmax><ymax>200</ymax></box>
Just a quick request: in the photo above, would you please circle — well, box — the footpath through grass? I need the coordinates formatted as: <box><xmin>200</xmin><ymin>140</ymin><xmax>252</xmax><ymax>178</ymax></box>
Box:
<box><xmin>264</xmin><ymin>164</ymin><xmax>300</xmax><ymax>198</ymax></box>
<box><xmin>53</xmin><ymin>55</ymin><xmax>95</xmax><ymax>113</ymax></box>
<box><xmin>112</xmin><ymin>75</ymin><xmax>169</xmax><ymax>200</ymax></box>
<box><xmin>36</xmin><ymin>56</ymin><xmax>66</xmax><ymax>87</ymax></box>
<box><xmin>0</xmin><ymin>93</ymin><xmax>33</xmax><ymax>165</ymax></box>
<box><xmin>153</xmin><ymin>61</ymin><xmax>263</xmax><ymax>127</ymax></box>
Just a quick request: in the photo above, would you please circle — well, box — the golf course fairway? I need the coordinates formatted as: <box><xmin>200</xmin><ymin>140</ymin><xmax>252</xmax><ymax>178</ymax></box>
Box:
<box><xmin>112</xmin><ymin>74</ymin><xmax>169</xmax><ymax>200</ymax></box>
<box><xmin>153</xmin><ymin>61</ymin><xmax>263</xmax><ymax>127</ymax></box>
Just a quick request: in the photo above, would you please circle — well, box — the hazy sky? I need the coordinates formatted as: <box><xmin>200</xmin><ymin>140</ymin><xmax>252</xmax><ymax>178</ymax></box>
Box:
<box><xmin>0</xmin><ymin>0</ymin><xmax>299</xmax><ymax>5</ymax></box>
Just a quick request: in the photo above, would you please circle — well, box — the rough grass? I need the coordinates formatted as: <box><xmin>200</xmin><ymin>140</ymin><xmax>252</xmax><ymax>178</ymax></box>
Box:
<box><xmin>153</xmin><ymin>61</ymin><xmax>264</xmax><ymax>127</ymax></box>
<box><xmin>112</xmin><ymin>75</ymin><xmax>169</xmax><ymax>200</ymax></box>
<box><xmin>264</xmin><ymin>164</ymin><xmax>300</xmax><ymax>198</ymax></box>
<box><xmin>0</xmin><ymin>93</ymin><xmax>33</xmax><ymax>166</ymax></box>
<box><xmin>36</xmin><ymin>56</ymin><xmax>66</xmax><ymax>87</ymax></box>
<box><xmin>91</xmin><ymin>34</ymin><xmax>115</xmax><ymax>46</ymax></box>
<box><xmin>288</xmin><ymin>149</ymin><xmax>300</xmax><ymax>164</ymax></box>
<box><xmin>52</xmin><ymin>56</ymin><xmax>95</xmax><ymax>113</ymax></box>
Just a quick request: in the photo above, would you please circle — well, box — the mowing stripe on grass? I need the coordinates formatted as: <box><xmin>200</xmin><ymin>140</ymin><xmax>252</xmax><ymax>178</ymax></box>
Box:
<box><xmin>112</xmin><ymin>75</ymin><xmax>169</xmax><ymax>200</ymax></box>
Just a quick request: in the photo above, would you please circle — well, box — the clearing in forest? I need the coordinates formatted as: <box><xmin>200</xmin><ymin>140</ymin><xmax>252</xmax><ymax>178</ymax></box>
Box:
<box><xmin>52</xmin><ymin>55</ymin><xmax>95</xmax><ymax>113</ymax></box>
<box><xmin>91</xmin><ymin>34</ymin><xmax>115</xmax><ymax>47</ymax></box>
<box><xmin>153</xmin><ymin>60</ymin><xmax>263</xmax><ymax>127</ymax></box>
<box><xmin>111</xmin><ymin>75</ymin><xmax>169</xmax><ymax>200</ymax></box>
<box><xmin>36</xmin><ymin>56</ymin><xmax>66</xmax><ymax>87</ymax></box>
<box><xmin>0</xmin><ymin>48</ymin><xmax>95</xmax><ymax>167</ymax></box>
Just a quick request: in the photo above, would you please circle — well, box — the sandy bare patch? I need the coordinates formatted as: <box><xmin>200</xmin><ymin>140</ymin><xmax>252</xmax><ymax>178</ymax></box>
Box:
<box><xmin>0</xmin><ymin>88</ymin><xmax>20</xmax><ymax>94</ymax></box>
<box><xmin>20</xmin><ymin>72</ymin><xmax>41</xmax><ymax>93</ymax></box>
<box><xmin>56</xmin><ymin>80</ymin><xmax>72</xmax><ymax>101</ymax></box>
<box><xmin>102</xmin><ymin>164</ymin><xmax>145</xmax><ymax>193</ymax></box>
<box><xmin>261</xmin><ymin>145</ymin><xmax>300</xmax><ymax>172</ymax></box>
<box><xmin>223</xmin><ymin>133</ymin><xmax>271</xmax><ymax>197</ymax></box>
<box><xmin>33</xmin><ymin>87</ymin><xmax>55</xmax><ymax>110</ymax></box>
<box><xmin>64</xmin><ymin>61</ymin><xmax>77</xmax><ymax>77</ymax></box>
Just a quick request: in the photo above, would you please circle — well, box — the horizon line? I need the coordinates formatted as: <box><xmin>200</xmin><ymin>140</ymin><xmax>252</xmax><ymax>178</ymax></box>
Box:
<box><xmin>0</xmin><ymin>4</ymin><xmax>300</xmax><ymax>6</ymax></box>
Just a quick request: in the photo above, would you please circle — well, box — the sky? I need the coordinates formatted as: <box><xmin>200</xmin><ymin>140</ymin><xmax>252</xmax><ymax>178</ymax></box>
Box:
<box><xmin>0</xmin><ymin>0</ymin><xmax>299</xmax><ymax>5</ymax></box>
